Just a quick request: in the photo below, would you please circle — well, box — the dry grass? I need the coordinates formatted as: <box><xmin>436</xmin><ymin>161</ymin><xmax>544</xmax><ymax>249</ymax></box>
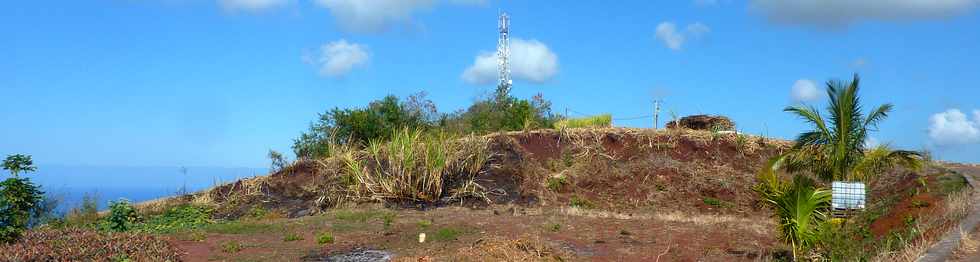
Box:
<box><xmin>0</xmin><ymin>227</ymin><xmax>181</xmax><ymax>261</ymax></box>
<box><xmin>342</xmin><ymin>129</ymin><xmax>494</xmax><ymax>203</ymax></box>
<box><xmin>443</xmin><ymin>235</ymin><xmax>567</xmax><ymax>261</ymax></box>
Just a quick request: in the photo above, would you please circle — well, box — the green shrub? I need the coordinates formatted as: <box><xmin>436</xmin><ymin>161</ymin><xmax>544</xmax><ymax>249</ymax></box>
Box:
<box><xmin>546</xmin><ymin>176</ymin><xmax>568</xmax><ymax>192</ymax></box>
<box><xmin>105</xmin><ymin>199</ymin><xmax>139</xmax><ymax>232</ymax></box>
<box><xmin>547</xmin><ymin>223</ymin><xmax>561</xmax><ymax>232</ymax></box>
<box><xmin>432</xmin><ymin>227</ymin><xmax>462</xmax><ymax>241</ymax></box>
<box><xmin>220</xmin><ymin>240</ymin><xmax>242</xmax><ymax>253</ymax></box>
<box><xmin>554</xmin><ymin>114</ymin><xmax>612</xmax><ymax>129</ymax></box>
<box><xmin>138</xmin><ymin>204</ymin><xmax>212</xmax><ymax>233</ymax></box>
<box><xmin>417</xmin><ymin>219</ymin><xmax>432</xmax><ymax>229</ymax></box>
<box><xmin>293</xmin><ymin>93</ymin><xmax>438</xmax><ymax>159</ymax></box>
<box><xmin>317</xmin><ymin>231</ymin><xmax>334</xmax><ymax>244</ymax></box>
<box><xmin>569</xmin><ymin>195</ymin><xmax>594</xmax><ymax>209</ymax></box>
<box><xmin>283</xmin><ymin>232</ymin><xmax>303</xmax><ymax>242</ymax></box>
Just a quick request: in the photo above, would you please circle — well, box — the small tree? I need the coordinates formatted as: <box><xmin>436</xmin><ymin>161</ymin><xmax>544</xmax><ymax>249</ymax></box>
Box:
<box><xmin>3</xmin><ymin>154</ymin><xmax>36</xmax><ymax>178</ymax></box>
<box><xmin>0</xmin><ymin>154</ymin><xmax>43</xmax><ymax>243</ymax></box>
<box><xmin>268</xmin><ymin>150</ymin><xmax>288</xmax><ymax>173</ymax></box>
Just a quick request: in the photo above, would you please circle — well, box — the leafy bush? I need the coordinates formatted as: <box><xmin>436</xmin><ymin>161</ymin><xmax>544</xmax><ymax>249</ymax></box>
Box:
<box><xmin>105</xmin><ymin>199</ymin><xmax>139</xmax><ymax>232</ymax></box>
<box><xmin>754</xmin><ymin>173</ymin><xmax>831</xmax><ymax>260</ymax></box>
<box><xmin>443</xmin><ymin>93</ymin><xmax>556</xmax><ymax>134</ymax></box>
<box><xmin>342</xmin><ymin>129</ymin><xmax>491</xmax><ymax>203</ymax></box>
<box><xmin>0</xmin><ymin>178</ymin><xmax>43</xmax><ymax>243</ymax></box>
<box><xmin>283</xmin><ymin>232</ymin><xmax>303</xmax><ymax>242</ymax></box>
<box><xmin>220</xmin><ymin>240</ymin><xmax>242</xmax><ymax>253</ymax></box>
<box><xmin>554</xmin><ymin>114</ymin><xmax>612</xmax><ymax>129</ymax></box>
<box><xmin>569</xmin><ymin>195</ymin><xmax>594</xmax><ymax>209</ymax></box>
<box><xmin>293</xmin><ymin>93</ymin><xmax>438</xmax><ymax>159</ymax></box>
<box><xmin>137</xmin><ymin>204</ymin><xmax>212</xmax><ymax>233</ymax></box>
<box><xmin>317</xmin><ymin>231</ymin><xmax>334</xmax><ymax>244</ymax></box>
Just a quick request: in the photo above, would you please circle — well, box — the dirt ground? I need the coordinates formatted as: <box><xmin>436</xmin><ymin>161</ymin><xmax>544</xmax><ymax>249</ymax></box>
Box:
<box><xmin>169</xmin><ymin>206</ymin><xmax>779</xmax><ymax>261</ymax></box>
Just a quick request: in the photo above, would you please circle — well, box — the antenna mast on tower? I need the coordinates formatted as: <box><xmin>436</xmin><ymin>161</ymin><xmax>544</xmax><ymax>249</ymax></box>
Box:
<box><xmin>496</xmin><ymin>12</ymin><xmax>512</xmax><ymax>99</ymax></box>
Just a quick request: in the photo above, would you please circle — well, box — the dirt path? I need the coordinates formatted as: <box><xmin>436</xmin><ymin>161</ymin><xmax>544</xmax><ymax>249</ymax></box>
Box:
<box><xmin>169</xmin><ymin>206</ymin><xmax>778</xmax><ymax>261</ymax></box>
<box><xmin>919</xmin><ymin>164</ymin><xmax>980</xmax><ymax>262</ymax></box>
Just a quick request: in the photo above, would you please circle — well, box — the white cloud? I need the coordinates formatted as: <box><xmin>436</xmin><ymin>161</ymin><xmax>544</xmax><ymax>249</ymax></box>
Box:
<box><xmin>461</xmin><ymin>38</ymin><xmax>559</xmax><ymax>85</ymax></box>
<box><xmin>314</xmin><ymin>0</ymin><xmax>485</xmax><ymax>33</ymax></box>
<box><xmin>655</xmin><ymin>22</ymin><xmax>710</xmax><ymax>51</ymax></box>
<box><xmin>750</xmin><ymin>0</ymin><xmax>980</xmax><ymax>28</ymax></box>
<box><xmin>305</xmin><ymin>39</ymin><xmax>370</xmax><ymax>78</ymax></box>
<box><xmin>655</xmin><ymin>22</ymin><xmax>684</xmax><ymax>50</ymax></box>
<box><xmin>928</xmin><ymin>109</ymin><xmax>980</xmax><ymax>145</ymax></box>
<box><xmin>791</xmin><ymin>79</ymin><xmax>821</xmax><ymax>102</ymax></box>
<box><xmin>314</xmin><ymin>0</ymin><xmax>436</xmax><ymax>32</ymax></box>
<box><xmin>218</xmin><ymin>0</ymin><xmax>290</xmax><ymax>12</ymax></box>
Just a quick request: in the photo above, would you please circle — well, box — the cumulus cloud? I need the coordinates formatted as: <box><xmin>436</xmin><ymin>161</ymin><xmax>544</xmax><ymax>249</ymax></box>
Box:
<box><xmin>655</xmin><ymin>22</ymin><xmax>710</xmax><ymax>51</ymax></box>
<box><xmin>928</xmin><ymin>109</ymin><xmax>980</xmax><ymax>145</ymax></box>
<box><xmin>304</xmin><ymin>39</ymin><xmax>370</xmax><ymax>77</ymax></box>
<box><xmin>218</xmin><ymin>0</ymin><xmax>291</xmax><ymax>12</ymax></box>
<box><xmin>461</xmin><ymin>38</ymin><xmax>559</xmax><ymax>85</ymax></box>
<box><xmin>750</xmin><ymin>0</ymin><xmax>980</xmax><ymax>28</ymax></box>
<box><xmin>791</xmin><ymin>79</ymin><xmax>821</xmax><ymax>102</ymax></box>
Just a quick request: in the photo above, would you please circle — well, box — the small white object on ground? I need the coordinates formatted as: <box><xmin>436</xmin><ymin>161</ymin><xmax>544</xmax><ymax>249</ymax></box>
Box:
<box><xmin>419</xmin><ymin>233</ymin><xmax>426</xmax><ymax>243</ymax></box>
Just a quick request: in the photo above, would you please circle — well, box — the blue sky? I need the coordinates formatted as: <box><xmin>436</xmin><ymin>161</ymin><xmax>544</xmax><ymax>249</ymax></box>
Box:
<box><xmin>3</xmin><ymin>0</ymin><xmax>980</xmax><ymax>169</ymax></box>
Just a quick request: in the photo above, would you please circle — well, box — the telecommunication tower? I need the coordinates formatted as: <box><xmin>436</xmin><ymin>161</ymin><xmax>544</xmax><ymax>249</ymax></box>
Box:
<box><xmin>496</xmin><ymin>12</ymin><xmax>512</xmax><ymax>98</ymax></box>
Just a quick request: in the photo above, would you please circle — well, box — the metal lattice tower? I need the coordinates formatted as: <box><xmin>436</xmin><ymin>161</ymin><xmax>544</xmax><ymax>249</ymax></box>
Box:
<box><xmin>496</xmin><ymin>12</ymin><xmax>512</xmax><ymax>98</ymax></box>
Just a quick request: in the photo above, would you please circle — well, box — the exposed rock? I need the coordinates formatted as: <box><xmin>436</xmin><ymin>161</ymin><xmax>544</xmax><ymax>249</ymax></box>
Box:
<box><xmin>666</xmin><ymin>115</ymin><xmax>735</xmax><ymax>131</ymax></box>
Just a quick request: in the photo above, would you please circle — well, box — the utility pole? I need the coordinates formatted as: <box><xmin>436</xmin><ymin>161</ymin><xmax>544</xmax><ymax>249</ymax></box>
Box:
<box><xmin>653</xmin><ymin>99</ymin><xmax>663</xmax><ymax>129</ymax></box>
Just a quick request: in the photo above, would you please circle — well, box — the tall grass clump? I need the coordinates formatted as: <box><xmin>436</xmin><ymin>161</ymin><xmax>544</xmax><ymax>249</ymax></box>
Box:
<box><xmin>341</xmin><ymin>128</ymin><xmax>492</xmax><ymax>203</ymax></box>
<box><xmin>554</xmin><ymin>114</ymin><xmax>612</xmax><ymax>129</ymax></box>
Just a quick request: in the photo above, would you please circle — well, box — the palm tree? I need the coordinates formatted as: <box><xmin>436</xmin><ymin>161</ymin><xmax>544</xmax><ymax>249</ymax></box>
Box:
<box><xmin>755</xmin><ymin>74</ymin><xmax>923</xmax><ymax>260</ymax></box>
<box><xmin>774</xmin><ymin>74</ymin><xmax>922</xmax><ymax>182</ymax></box>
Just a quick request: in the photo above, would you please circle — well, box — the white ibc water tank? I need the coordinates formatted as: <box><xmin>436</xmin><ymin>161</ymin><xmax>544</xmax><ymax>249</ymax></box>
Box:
<box><xmin>832</xmin><ymin>181</ymin><xmax>866</xmax><ymax>210</ymax></box>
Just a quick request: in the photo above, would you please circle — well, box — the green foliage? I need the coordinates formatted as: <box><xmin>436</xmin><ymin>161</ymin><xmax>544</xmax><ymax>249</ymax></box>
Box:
<box><xmin>754</xmin><ymin>174</ymin><xmax>831</xmax><ymax>260</ymax></box>
<box><xmin>777</xmin><ymin>74</ymin><xmax>923</xmax><ymax>182</ymax></box>
<box><xmin>268</xmin><ymin>150</ymin><xmax>288</xmax><ymax>173</ymax></box>
<box><xmin>547</xmin><ymin>223</ymin><xmax>561</xmax><ymax>232</ymax></box>
<box><xmin>569</xmin><ymin>195</ymin><xmax>594</xmax><ymax>209</ymax></box>
<box><xmin>220</xmin><ymin>240</ymin><xmax>242</xmax><ymax>253</ymax></box>
<box><xmin>3</xmin><ymin>154</ymin><xmax>36</xmax><ymax>177</ymax></box>
<box><xmin>417</xmin><ymin>219</ymin><xmax>432</xmax><ymax>229</ymax></box>
<box><xmin>444</xmin><ymin>93</ymin><xmax>556</xmax><ymax>134</ymax></box>
<box><xmin>432</xmin><ymin>227</ymin><xmax>462</xmax><ymax>241</ymax></box>
<box><xmin>0</xmin><ymin>177</ymin><xmax>44</xmax><ymax>243</ymax></box>
<box><xmin>283</xmin><ymin>232</ymin><xmax>303</xmax><ymax>242</ymax></box>
<box><xmin>137</xmin><ymin>204</ymin><xmax>212</xmax><ymax>233</ymax></box>
<box><xmin>546</xmin><ymin>175</ymin><xmax>568</xmax><ymax>192</ymax></box>
<box><xmin>202</xmin><ymin>221</ymin><xmax>274</xmax><ymax>235</ymax></box>
<box><xmin>316</xmin><ymin>231</ymin><xmax>334</xmax><ymax>244</ymax></box>
<box><xmin>702</xmin><ymin>197</ymin><xmax>730</xmax><ymax>208</ymax></box>
<box><xmin>554</xmin><ymin>114</ymin><xmax>612</xmax><ymax>129</ymax></box>
<box><xmin>105</xmin><ymin>199</ymin><xmax>139</xmax><ymax>232</ymax></box>
<box><xmin>293</xmin><ymin>93</ymin><xmax>438</xmax><ymax>159</ymax></box>
<box><xmin>381</xmin><ymin>213</ymin><xmax>395</xmax><ymax>229</ymax></box>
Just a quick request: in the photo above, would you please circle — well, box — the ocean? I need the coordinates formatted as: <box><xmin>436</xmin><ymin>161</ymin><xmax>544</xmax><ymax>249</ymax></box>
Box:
<box><xmin>27</xmin><ymin>165</ymin><xmax>269</xmax><ymax>212</ymax></box>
